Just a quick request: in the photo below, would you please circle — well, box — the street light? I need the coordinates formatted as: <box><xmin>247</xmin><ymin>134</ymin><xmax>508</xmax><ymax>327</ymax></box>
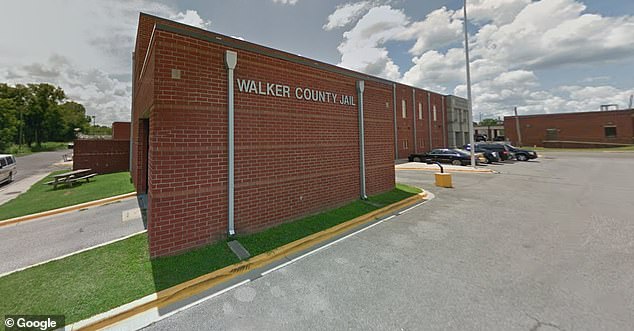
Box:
<box><xmin>463</xmin><ymin>0</ymin><xmax>476</xmax><ymax>168</ymax></box>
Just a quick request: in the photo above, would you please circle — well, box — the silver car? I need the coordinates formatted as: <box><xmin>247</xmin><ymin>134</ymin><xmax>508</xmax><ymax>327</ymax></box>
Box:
<box><xmin>0</xmin><ymin>154</ymin><xmax>17</xmax><ymax>184</ymax></box>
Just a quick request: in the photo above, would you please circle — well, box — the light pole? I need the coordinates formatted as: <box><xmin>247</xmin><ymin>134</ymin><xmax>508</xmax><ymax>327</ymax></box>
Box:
<box><xmin>463</xmin><ymin>0</ymin><xmax>476</xmax><ymax>167</ymax></box>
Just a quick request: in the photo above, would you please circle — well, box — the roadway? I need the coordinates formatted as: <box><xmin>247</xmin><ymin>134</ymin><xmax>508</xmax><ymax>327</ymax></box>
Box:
<box><xmin>142</xmin><ymin>151</ymin><xmax>634</xmax><ymax>330</ymax></box>
<box><xmin>0</xmin><ymin>197</ymin><xmax>144</xmax><ymax>275</ymax></box>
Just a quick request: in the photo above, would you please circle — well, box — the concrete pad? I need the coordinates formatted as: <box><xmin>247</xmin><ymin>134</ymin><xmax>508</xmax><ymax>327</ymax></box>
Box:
<box><xmin>395</xmin><ymin>161</ymin><xmax>496</xmax><ymax>173</ymax></box>
<box><xmin>122</xmin><ymin>208</ymin><xmax>142</xmax><ymax>223</ymax></box>
<box><xmin>228</xmin><ymin>240</ymin><xmax>251</xmax><ymax>260</ymax></box>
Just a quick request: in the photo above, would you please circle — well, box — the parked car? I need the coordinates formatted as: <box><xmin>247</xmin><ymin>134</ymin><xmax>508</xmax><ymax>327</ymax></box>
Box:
<box><xmin>504</xmin><ymin>144</ymin><xmax>538</xmax><ymax>161</ymax></box>
<box><xmin>0</xmin><ymin>154</ymin><xmax>17</xmax><ymax>184</ymax></box>
<box><xmin>409</xmin><ymin>149</ymin><xmax>479</xmax><ymax>166</ymax></box>
<box><xmin>474</xmin><ymin>134</ymin><xmax>487</xmax><ymax>142</ymax></box>
<box><xmin>493</xmin><ymin>135</ymin><xmax>506</xmax><ymax>141</ymax></box>
<box><xmin>461</xmin><ymin>145</ymin><xmax>500</xmax><ymax>164</ymax></box>
<box><xmin>465</xmin><ymin>143</ymin><xmax>513</xmax><ymax>161</ymax></box>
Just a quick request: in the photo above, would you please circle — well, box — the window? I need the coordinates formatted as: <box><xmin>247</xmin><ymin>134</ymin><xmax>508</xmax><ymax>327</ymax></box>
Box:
<box><xmin>403</xmin><ymin>139</ymin><xmax>408</xmax><ymax>149</ymax></box>
<box><xmin>418</xmin><ymin>103</ymin><xmax>422</xmax><ymax>119</ymax></box>
<box><xmin>433</xmin><ymin>105</ymin><xmax>437</xmax><ymax>122</ymax></box>
<box><xmin>402</xmin><ymin>100</ymin><xmax>406</xmax><ymax>118</ymax></box>
<box><xmin>604</xmin><ymin>126</ymin><xmax>617</xmax><ymax>138</ymax></box>
<box><xmin>0</xmin><ymin>158</ymin><xmax>6</xmax><ymax>167</ymax></box>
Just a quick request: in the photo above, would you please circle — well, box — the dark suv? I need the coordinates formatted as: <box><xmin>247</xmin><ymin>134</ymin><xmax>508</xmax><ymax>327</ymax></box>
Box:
<box><xmin>464</xmin><ymin>143</ymin><xmax>512</xmax><ymax>161</ymax></box>
<box><xmin>504</xmin><ymin>144</ymin><xmax>538</xmax><ymax>161</ymax></box>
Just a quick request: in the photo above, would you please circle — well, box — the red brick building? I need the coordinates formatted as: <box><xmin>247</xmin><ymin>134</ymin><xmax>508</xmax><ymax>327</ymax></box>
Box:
<box><xmin>505</xmin><ymin>109</ymin><xmax>634</xmax><ymax>147</ymax></box>
<box><xmin>131</xmin><ymin>13</ymin><xmax>448</xmax><ymax>257</ymax></box>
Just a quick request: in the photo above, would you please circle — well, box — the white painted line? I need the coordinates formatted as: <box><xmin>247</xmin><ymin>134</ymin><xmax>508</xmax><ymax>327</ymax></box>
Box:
<box><xmin>398</xmin><ymin>202</ymin><xmax>425</xmax><ymax>215</ymax></box>
<box><xmin>146</xmin><ymin>279</ymin><xmax>252</xmax><ymax>325</ymax></box>
<box><xmin>260</xmin><ymin>194</ymin><xmax>435</xmax><ymax>277</ymax></box>
<box><xmin>261</xmin><ymin>216</ymin><xmax>394</xmax><ymax>276</ymax></box>
<box><xmin>0</xmin><ymin>230</ymin><xmax>147</xmax><ymax>278</ymax></box>
<box><xmin>261</xmin><ymin>259</ymin><xmax>295</xmax><ymax>276</ymax></box>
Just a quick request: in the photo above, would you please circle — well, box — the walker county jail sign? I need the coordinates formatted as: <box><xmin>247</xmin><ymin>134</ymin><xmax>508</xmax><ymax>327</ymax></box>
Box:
<box><xmin>236</xmin><ymin>79</ymin><xmax>357</xmax><ymax>106</ymax></box>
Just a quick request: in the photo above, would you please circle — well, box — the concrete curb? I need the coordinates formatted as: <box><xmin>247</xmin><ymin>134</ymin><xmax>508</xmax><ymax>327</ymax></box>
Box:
<box><xmin>70</xmin><ymin>190</ymin><xmax>429</xmax><ymax>331</ymax></box>
<box><xmin>0</xmin><ymin>192</ymin><xmax>137</xmax><ymax>228</ymax></box>
<box><xmin>396</xmin><ymin>167</ymin><xmax>496</xmax><ymax>174</ymax></box>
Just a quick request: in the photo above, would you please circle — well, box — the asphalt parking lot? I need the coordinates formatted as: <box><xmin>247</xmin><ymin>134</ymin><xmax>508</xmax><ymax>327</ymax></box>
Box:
<box><xmin>143</xmin><ymin>151</ymin><xmax>633</xmax><ymax>330</ymax></box>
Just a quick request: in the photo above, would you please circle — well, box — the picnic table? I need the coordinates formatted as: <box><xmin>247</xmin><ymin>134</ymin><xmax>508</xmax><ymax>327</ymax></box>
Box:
<box><xmin>46</xmin><ymin>169</ymin><xmax>98</xmax><ymax>189</ymax></box>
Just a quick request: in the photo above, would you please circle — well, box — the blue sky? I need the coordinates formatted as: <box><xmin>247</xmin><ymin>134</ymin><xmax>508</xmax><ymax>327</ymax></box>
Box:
<box><xmin>1</xmin><ymin>0</ymin><xmax>633</xmax><ymax>124</ymax></box>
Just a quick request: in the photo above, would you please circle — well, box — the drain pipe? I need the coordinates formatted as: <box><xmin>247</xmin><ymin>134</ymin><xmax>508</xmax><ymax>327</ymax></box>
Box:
<box><xmin>225</xmin><ymin>50</ymin><xmax>237</xmax><ymax>236</ymax></box>
<box><xmin>357</xmin><ymin>80</ymin><xmax>367</xmax><ymax>200</ymax></box>
<box><xmin>427</xmin><ymin>92</ymin><xmax>433</xmax><ymax>150</ymax></box>
<box><xmin>412</xmin><ymin>89</ymin><xmax>417</xmax><ymax>153</ymax></box>
<box><xmin>393</xmin><ymin>83</ymin><xmax>398</xmax><ymax>160</ymax></box>
<box><xmin>441</xmin><ymin>96</ymin><xmax>446</xmax><ymax>147</ymax></box>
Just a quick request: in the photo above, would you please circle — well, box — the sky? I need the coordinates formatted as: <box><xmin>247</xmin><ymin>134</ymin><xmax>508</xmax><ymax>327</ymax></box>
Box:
<box><xmin>1</xmin><ymin>0</ymin><xmax>633</xmax><ymax>124</ymax></box>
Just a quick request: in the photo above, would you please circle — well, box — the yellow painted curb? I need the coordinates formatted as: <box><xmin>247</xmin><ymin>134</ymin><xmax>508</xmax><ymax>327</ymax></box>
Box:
<box><xmin>77</xmin><ymin>190</ymin><xmax>428</xmax><ymax>331</ymax></box>
<box><xmin>0</xmin><ymin>192</ymin><xmax>137</xmax><ymax>228</ymax></box>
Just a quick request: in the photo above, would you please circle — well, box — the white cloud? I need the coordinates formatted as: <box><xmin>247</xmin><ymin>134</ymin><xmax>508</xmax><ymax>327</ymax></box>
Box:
<box><xmin>170</xmin><ymin>9</ymin><xmax>212</xmax><ymax>29</ymax></box>
<box><xmin>324</xmin><ymin>1</ymin><xmax>371</xmax><ymax>31</ymax></box>
<box><xmin>456</xmin><ymin>0</ymin><xmax>531</xmax><ymax>25</ymax></box>
<box><xmin>336</xmin><ymin>5</ymin><xmax>409</xmax><ymax>80</ymax></box>
<box><xmin>401</xmin><ymin>7</ymin><xmax>463</xmax><ymax>55</ymax></box>
<box><xmin>0</xmin><ymin>0</ymin><xmax>211</xmax><ymax>125</ymax></box>
<box><xmin>272</xmin><ymin>0</ymin><xmax>298</xmax><ymax>5</ymax></box>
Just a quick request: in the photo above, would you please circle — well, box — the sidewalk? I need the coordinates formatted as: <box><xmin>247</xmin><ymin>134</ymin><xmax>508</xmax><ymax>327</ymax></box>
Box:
<box><xmin>0</xmin><ymin>173</ymin><xmax>50</xmax><ymax>206</ymax></box>
<box><xmin>395</xmin><ymin>162</ymin><xmax>497</xmax><ymax>173</ymax></box>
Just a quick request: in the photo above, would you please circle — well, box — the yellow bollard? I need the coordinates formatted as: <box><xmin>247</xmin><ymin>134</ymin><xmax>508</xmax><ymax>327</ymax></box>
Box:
<box><xmin>435</xmin><ymin>172</ymin><xmax>453</xmax><ymax>188</ymax></box>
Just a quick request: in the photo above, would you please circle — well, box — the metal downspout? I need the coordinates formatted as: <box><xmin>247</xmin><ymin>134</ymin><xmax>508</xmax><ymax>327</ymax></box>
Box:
<box><xmin>357</xmin><ymin>81</ymin><xmax>367</xmax><ymax>200</ymax></box>
<box><xmin>412</xmin><ymin>89</ymin><xmax>417</xmax><ymax>153</ymax></box>
<box><xmin>393</xmin><ymin>83</ymin><xmax>398</xmax><ymax>160</ymax></box>
<box><xmin>225</xmin><ymin>50</ymin><xmax>237</xmax><ymax>236</ymax></box>
<box><xmin>427</xmin><ymin>92</ymin><xmax>432</xmax><ymax>150</ymax></box>
<box><xmin>442</xmin><ymin>96</ymin><xmax>446</xmax><ymax>147</ymax></box>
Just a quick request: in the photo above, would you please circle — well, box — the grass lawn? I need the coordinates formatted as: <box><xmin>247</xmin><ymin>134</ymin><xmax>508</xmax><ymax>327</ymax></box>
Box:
<box><xmin>0</xmin><ymin>183</ymin><xmax>421</xmax><ymax>325</ymax></box>
<box><xmin>0</xmin><ymin>171</ymin><xmax>135</xmax><ymax>221</ymax></box>
<box><xmin>4</xmin><ymin>142</ymin><xmax>70</xmax><ymax>157</ymax></box>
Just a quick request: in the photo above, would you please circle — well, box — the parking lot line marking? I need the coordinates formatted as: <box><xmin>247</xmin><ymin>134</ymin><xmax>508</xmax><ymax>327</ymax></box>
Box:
<box><xmin>151</xmin><ymin>279</ymin><xmax>252</xmax><ymax>324</ymax></box>
<box><xmin>398</xmin><ymin>202</ymin><xmax>425</xmax><ymax>214</ymax></box>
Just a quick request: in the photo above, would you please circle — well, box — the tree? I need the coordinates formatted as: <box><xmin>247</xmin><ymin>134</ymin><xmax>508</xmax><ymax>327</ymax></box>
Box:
<box><xmin>479</xmin><ymin>118</ymin><xmax>499</xmax><ymax>126</ymax></box>
<box><xmin>24</xmin><ymin>83</ymin><xmax>66</xmax><ymax>146</ymax></box>
<box><xmin>58</xmin><ymin>101</ymin><xmax>90</xmax><ymax>140</ymax></box>
<box><xmin>0</xmin><ymin>98</ymin><xmax>19</xmax><ymax>152</ymax></box>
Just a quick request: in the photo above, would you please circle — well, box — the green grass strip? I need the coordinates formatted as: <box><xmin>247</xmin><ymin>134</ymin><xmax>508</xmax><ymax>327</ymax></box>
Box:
<box><xmin>0</xmin><ymin>183</ymin><xmax>421</xmax><ymax>324</ymax></box>
<box><xmin>4</xmin><ymin>142</ymin><xmax>70</xmax><ymax>157</ymax></box>
<box><xmin>0</xmin><ymin>171</ymin><xmax>135</xmax><ymax>221</ymax></box>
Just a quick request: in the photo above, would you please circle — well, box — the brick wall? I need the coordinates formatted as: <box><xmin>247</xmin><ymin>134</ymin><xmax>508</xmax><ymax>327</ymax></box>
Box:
<box><xmin>505</xmin><ymin>110</ymin><xmax>634</xmax><ymax>147</ymax></box>
<box><xmin>112</xmin><ymin>122</ymin><xmax>131</xmax><ymax>140</ymax></box>
<box><xmin>73</xmin><ymin>139</ymin><xmax>130</xmax><ymax>174</ymax></box>
<box><xmin>394</xmin><ymin>84</ymin><xmax>447</xmax><ymax>159</ymax></box>
<box><xmin>133</xmin><ymin>14</ymin><xmax>397</xmax><ymax>257</ymax></box>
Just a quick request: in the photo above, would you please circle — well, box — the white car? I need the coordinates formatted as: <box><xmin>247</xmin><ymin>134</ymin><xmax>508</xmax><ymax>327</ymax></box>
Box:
<box><xmin>0</xmin><ymin>154</ymin><xmax>17</xmax><ymax>184</ymax></box>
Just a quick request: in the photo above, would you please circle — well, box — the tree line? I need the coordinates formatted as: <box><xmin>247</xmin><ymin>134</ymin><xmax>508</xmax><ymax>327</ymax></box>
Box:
<box><xmin>0</xmin><ymin>83</ymin><xmax>92</xmax><ymax>152</ymax></box>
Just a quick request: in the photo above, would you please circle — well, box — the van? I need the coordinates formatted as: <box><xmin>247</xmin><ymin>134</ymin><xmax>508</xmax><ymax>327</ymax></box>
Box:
<box><xmin>0</xmin><ymin>154</ymin><xmax>17</xmax><ymax>184</ymax></box>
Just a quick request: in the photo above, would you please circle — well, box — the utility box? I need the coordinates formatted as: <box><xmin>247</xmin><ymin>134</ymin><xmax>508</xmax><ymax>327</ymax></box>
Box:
<box><xmin>435</xmin><ymin>173</ymin><xmax>452</xmax><ymax>188</ymax></box>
